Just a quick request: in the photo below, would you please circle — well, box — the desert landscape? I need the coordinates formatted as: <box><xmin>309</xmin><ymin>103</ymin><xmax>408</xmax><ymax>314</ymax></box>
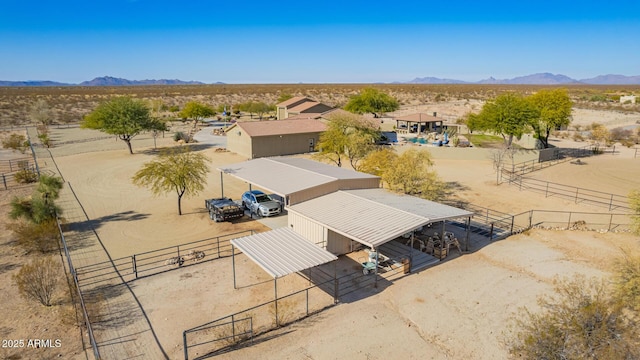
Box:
<box><xmin>1</xmin><ymin>86</ymin><xmax>639</xmax><ymax>360</ymax></box>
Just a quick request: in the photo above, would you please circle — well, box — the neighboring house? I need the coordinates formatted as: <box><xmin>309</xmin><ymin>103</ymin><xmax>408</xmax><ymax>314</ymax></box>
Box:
<box><xmin>225</xmin><ymin>119</ymin><xmax>327</xmax><ymax>159</ymax></box>
<box><xmin>276</xmin><ymin>96</ymin><xmax>334</xmax><ymax>120</ymax></box>
<box><xmin>620</xmin><ymin>95</ymin><xmax>636</xmax><ymax>104</ymax></box>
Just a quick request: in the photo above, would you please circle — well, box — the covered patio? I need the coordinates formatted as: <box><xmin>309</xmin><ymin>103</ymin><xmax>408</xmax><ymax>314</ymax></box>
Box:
<box><xmin>395</xmin><ymin>112</ymin><xmax>443</xmax><ymax>134</ymax></box>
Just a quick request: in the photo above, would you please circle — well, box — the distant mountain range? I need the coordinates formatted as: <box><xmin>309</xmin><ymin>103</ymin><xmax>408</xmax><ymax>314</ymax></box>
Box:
<box><xmin>405</xmin><ymin>73</ymin><xmax>640</xmax><ymax>85</ymax></box>
<box><xmin>2</xmin><ymin>73</ymin><xmax>640</xmax><ymax>86</ymax></box>
<box><xmin>0</xmin><ymin>76</ymin><xmax>210</xmax><ymax>87</ymax></box>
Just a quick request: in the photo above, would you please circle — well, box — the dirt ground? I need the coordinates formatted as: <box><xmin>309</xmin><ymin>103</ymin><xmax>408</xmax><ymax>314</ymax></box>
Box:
<box><xmin>1</xmin><ymin>103</ymin><xmax>639</xmax><ymax>359</ymax></box>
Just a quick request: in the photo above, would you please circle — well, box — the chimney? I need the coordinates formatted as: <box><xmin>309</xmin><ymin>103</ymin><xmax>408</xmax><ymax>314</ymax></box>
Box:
<box><xmin>433</xmin><ymin>112</ymin><xmax>437</xmax><ymax>117</ymax></box>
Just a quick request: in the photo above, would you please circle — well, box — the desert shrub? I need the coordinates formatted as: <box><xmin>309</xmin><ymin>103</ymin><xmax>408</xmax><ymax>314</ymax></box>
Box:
<box><xmin>14</xmin><ymin>168</ymin><xmax>38</xmax><ymax>183</ymax></box>
<box><xmin>13</xmin><ymin>256</ymin><xmax>60</xmax><ymax>306</ymax></box>
<box><xmin>1</xmin><ymin>133</ymin><xmax>29</xmax><ymax>153</ymax></box>
<box><xmin>508</xmin><ymin>275</ymin><xmax>640</xmax><ymax>359</ymax></box>
<box><xmin>612</xmin><ymin>253</ymin><xmax>640</xmax><ymax>313</ymax></box>
<box><xmin>8</xmin><ymin>219</ymin><xmax>60</xmax><ymax>253</ymax></box>
<box><xmin>38</xmin><ymin>133</ymin><xmax>51</xmax><ymax>148</ymax></box>
<box><xmin>630</xmin><ymin>190</ymin><xmax>640</xmax><ymax>235</ymax></box>
<box><xmin>173</xmin><ymin>131</ymin><xmax>188</xmax><ymax>142</ymax></box>
<box><xmin>168</xmin><ymin>105</ymin><xmax>180</xmax><ymax>112</ymax></box>
<box><xmin>572</xmin><ymin>132</ymin><xmax>584</xmax><ymax>142</ymax></box>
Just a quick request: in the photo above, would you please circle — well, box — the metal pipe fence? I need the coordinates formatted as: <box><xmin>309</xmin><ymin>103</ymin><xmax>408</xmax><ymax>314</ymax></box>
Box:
<box><xmin>56</xmin><ymin>217</ymin><xmax>101</xmax><ymax>360</ymax></box>
<box><xmin>501</xmin><ymin>171</ymin><xmax>630</xmax><ymax>212</ymax></box>
<box><xmin>0</xmin><ymin>164</ymin><xmax>37</xmax><ymax>190</ymax></box>
<box><xmin>75</xmin><ymin>230</ymin><xmax>255</xmax><ymax>285</ymax></box>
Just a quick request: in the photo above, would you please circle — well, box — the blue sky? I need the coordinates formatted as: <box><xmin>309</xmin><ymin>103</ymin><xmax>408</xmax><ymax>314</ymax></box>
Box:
<box><xmin>1</xmin><ymin>0</ymin><xmax>639</xmax><ymax>83</ymax></box>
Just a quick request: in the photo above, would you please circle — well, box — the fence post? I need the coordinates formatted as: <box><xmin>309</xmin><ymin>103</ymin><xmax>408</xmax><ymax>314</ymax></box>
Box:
<box><xmin>609</xmin><ymin>194</ymin><xmax>613</xmax><ymax>211</ymax></box>
<box><xmin>567</xmin><ymin>212</ymin><xmax>572</xmax><ymax>229</ymax></box>
<box><xmin>183</xmin><ymin>331</ymin><xmax>189</xmax><ymax>360</ymax></box>
<box><xmin>529</xmin><ymin>210</ymin><xmax>533</xmax><ymax>228</ymax></box>
<box><xmin>132</xmin><ymin>255</ymin><xmax>138</xmax><ymax>279</ymax></box>
<box><xmin>2</xmin><ymin>174</ymin><xmax>6</xmax><ymax>190</ymax></box>
<box><xmin>334</xmin><ymin>278</ymin><xmax>339</xmax><ymax>304</ymax></box>
<box><xmin>609</xmin><ymin>214</ymin><xmax>613</xmax><ymax>231</ymax></box>
<box><xmin>510</xmin><ymin>216</ymin><xmax>515</xmax><ymax>235</ymax></box>
<box><xmin>489</xmin><ymin>223</ymin><xmax>494</xmax><ymax>240</ymax></box>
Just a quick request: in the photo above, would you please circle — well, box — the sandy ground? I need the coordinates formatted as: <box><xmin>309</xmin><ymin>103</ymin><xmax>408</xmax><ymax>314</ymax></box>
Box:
<box><xmin>2</xmin><ymin>104</ymin><xmax>640</xmax><ymax>359</ymax></box>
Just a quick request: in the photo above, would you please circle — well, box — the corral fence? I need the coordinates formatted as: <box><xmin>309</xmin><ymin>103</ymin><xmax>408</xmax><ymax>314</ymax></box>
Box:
<box><xmin>0</xmin><ymin>163</ymin><xmax>38</xmax><ymax>190</ymax></box>
<box><xmin>182</xmin><ymin>261</ymin><xmax>409</xmax><ymax>360</ymax></box>
<box><xmin>500</xmin><ymin>172</ymin><xmax>630</xmax><ymax>212</ymax></box>
<box><xmin>55</xmin><ymin>217</ymin><xmax>101</xmax><ymax>360</ymax></box>
<box><xmin>75</xmin><ymin>230</ymin><xmax>255</xmax><ymax>287</ymax></box>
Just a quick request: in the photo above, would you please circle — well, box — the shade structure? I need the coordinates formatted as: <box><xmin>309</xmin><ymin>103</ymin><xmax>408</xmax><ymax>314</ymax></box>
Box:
<box><xmin>231</xmin><ymin>227</ymin><xmax>338</xmax><ymax>278</ymax></box>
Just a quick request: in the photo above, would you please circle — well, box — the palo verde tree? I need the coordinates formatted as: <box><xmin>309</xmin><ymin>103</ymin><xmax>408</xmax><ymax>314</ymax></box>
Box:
<box><xmin>132</xmin><ymin>146</ymin><xmax>210</xmax><ymax>215</ymax></box>
<box><xmin>82</xmin><ymin>96</ymin><xmax>155</xmax><ymax>154</ymax></box>
<box><xmin>344</xmin><ymin>88</ymin><xmax>399</xmax><ymax>118</ymax></box>
<box><xmin>468</xmin><ymin>92</ymin><xmax>538</xmax><ymax>148</ymax></box>
<box><xmin>179</xmin><ymin>101</ymin><xmax>215</xmax><ymax>129</ymax></box>
<box><xmin>316</xmin><ymin>112</ymin><xmax>380</xmax><ymax>169</ymax></box>
<box><xmin>381</xmin><ymin>148</ymin><xmax>444</xmax><ymax>200</ymax></box>
<box><xmin>529</xmin><ymin>88</ymin><xmax>573</xmax><ymax>148</ymax></box>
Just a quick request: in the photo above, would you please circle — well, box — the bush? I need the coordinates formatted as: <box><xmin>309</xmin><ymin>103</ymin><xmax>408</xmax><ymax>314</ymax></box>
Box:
<box><xmin>173</xmin><ymin>131</ymin><xmax>187</xmax><ymax>142</ymax></box>
<box><xmin>508</xmin><ymin>276</ymin><xmax>640</xmax><ymax>359</ymax></box>
<box><xmin>13</xmin><ymin>256</ymin><xmax>60</xmax><ymax>306</ymax></box>
<box><xmin>612</xmin><ymin>253</ymin><xmax>640</xmax><ymax>313</ymax></box>
<box><xmin>38</xmin><ymin>133</ymin><xmax>52</xmax><ymax>148</ymax></box>
<box><xmin>14</xmin><ymin>168</ymin><xmax>38</xmax><ymax>183</ymax></box>
<box><xmin>8</xmin><ymin>220</ymin><xmax>60</xmax><ymax>253</ymax></box>
<box><xmin>1</xmin><ymin>133</ymin><xmax>29</xmax><ymax>153</ymax></box>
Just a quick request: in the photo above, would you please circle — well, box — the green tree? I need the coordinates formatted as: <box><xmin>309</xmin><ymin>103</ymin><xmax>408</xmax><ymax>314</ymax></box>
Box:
<box><xmin>179</xmin><ymin>101</ymin><xmax>215</xmax><ymax>129</ymax></box>
<box><xmin>344</xmin><ymin>88</ymin><xmax>399</xmax><ymax>118</ymax></box>
<box><xmin>81</xmin><ymin>96</ymin><xmax>155</xmax><ymax>154</ymax></box>
<box><xmin>29</xmin><ymin>99</ymin><xmax>54</xmax><ymax>127</ymax></box>
<box><xmin>383</xmin><ymin>148</ymin><xmax>444</xmax><ymax>200</ymax></box>
<box><xmin>509</xmin><ymin>275</ymin><xmax>640</xmax><ymax>359</ymax></box>
<box><xmin>530</xmin><ymin>89</ymin><xmax>573</xmax><ymax>148</ymax></box>
<box><xmin>316</xmin><ymin>112</ymin><xmax>380</xmax><ymax>169</ymax></box>
<box><xmin>10</xmin><ymin>174</ymin><xmax>63</xmax><ymax>224</ymax></box>
<box><xmin>630</xmin><ymin>190</ymin><xmax>640</xmax><ymax>235</ymax></box>
<box><xmin>468</xmin><ymin>92</ymin><xmax>538</xmax><ymax>148</ymax></box>
<box><xmin>132</xmin><ymin>146</ymin><xmax>210</xmax><ymax>215</ymax></box>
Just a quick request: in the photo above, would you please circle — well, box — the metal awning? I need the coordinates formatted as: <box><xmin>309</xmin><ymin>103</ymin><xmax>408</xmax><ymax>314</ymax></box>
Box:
<box><xmin>231</xmin><ymin>227</ymin><xmax>338</xmax><ymax>278</ymax></box>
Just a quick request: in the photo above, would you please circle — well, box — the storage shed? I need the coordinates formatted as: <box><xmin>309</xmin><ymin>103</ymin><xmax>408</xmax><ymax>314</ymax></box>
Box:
<box><xmin>225</xmin><ymin>119</ymin><xmax>327</xmax><ymax>159</ymax></box>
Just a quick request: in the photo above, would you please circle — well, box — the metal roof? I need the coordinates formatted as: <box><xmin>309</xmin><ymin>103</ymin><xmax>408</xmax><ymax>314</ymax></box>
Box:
<box><xmin>288</xmin><ymin>189</ymin><xmax>473</xmax><ymax>249</ymax></box>
<box><xmin>231</xmin><ymin>227</ymin><xmax>338</xmax><ymax>278</ymax></box>
<box><xmin>344</xmin><ymin>189</ymin><xmax>474</xmax><ymax>222</ymax></box>
<box><xmin>235</xmin><ymin>119</ymin><xmax>327</xmax><ymax>137</ymax></box>
<box><xmin>218</xmin><ymin>157</ymin><xmax>379</xmax><ymax>198</ymax></box>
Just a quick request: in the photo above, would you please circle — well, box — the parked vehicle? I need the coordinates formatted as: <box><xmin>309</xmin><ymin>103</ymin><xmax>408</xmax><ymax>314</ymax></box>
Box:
<box><xmin>204</xmin><ymin>197</ymin><xmax>245</xmax><ymax>222</ymax></box>
<box><xmin>241</xmin><ymin>190</ymin><xmax>282</xmax><ymax>217</ymax></box>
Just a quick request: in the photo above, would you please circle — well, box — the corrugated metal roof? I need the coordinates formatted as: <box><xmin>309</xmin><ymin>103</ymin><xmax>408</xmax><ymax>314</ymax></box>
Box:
<box><xmin>231</xmin><ymin>227</ymin><xmax>337</xmax><ymax>278</ymax></box>
<box><xmin>288</xmin><ymin>189</ymin><xmax>473</xmax><ymax>249</ymax></box>
<box><xmin>235</xmin><ymin>119</ymin><xmax>327</xmax><ymax>137</ymax></box>
<box><xmin>344</xmin><ymin>189</ymin><xmax>474</xmax><ymax>222</ymax></box>
<box><xmin>288</xmin><ymin>191</ymin><xmax>427</xmax><ymax>248</ymax></box>
<box><xmin>218</xmin><ymin>157</ymin><xmax>380</xmax><ymax>198</ymax></box>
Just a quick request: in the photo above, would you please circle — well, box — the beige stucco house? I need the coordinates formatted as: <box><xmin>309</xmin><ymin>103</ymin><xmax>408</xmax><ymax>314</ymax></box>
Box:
<box><xmin>225</xmin><ymin>119</ymin><xmax>327</xmax><ymax>159</ymax></box>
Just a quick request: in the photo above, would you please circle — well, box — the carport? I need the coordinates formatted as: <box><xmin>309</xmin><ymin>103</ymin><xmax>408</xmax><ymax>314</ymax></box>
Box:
<box><xmin>230</xmin><ymin>227</ymin><xmax>339</xmax><ymax>313</ymax></box>
<box><xmin>287</xmin><ymin>189</ymin><xmax>474</xmax><ymax>282</ymax></box>
<box><xmin>217</xmin><ymin>157</ymin><xmax>380</xmax><ymax>206</ymax></box>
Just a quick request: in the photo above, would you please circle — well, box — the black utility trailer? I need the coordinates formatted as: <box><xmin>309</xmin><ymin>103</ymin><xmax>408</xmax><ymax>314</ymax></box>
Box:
<box><xmin>205</xmin><ymin>197</ymin><xmax>245</xmax><ymax>222</ymax></box>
